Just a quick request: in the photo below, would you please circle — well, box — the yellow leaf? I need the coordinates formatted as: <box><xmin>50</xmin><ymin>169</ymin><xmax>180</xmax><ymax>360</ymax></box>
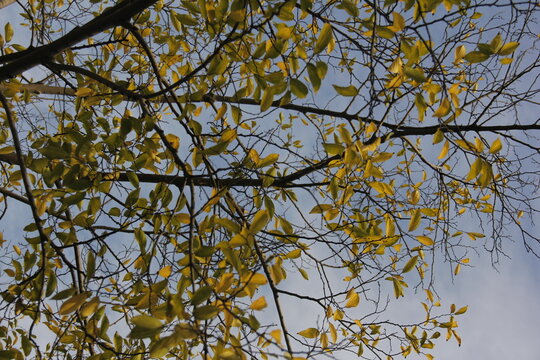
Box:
<box><xmin>455</xmin><ymin>305</ymin><xmax>468</xmax><ymax>315</ymax></box>
<box><xmin>432</xmin><ymin>129</ymin><xmax>444</xmax><ymax>144</ymax></box>
<box><xmin>416</xmin><ymin>236</ymin><xmax>434</xmax><ymax>246</ymax></box>
<box><xmin>250</xmin><ymin>296</ymin><xmax>267</xmax><ymax>310</ymax></box>
<box><xmin>466</xmin><ymin>158</ymin><xmax>482</xmax><ymax>181</ymax></box>
<box><xmin>297</xmin><ymin>327</ymin><xmax>319</xmax><ymax>338</ymax></box>
<box><xmin>80</xmin><ymin>297</ymin><xmax>100</xmax><ymax>317</ymax></box>
<box><xmin>165</xmin><ymin>134</ymin><xmax>180</xmax><ymax>150</ymax></box>
<box><xmin>285</xmin><ymin>249</ymin><xmax>302</xmax><ymax>259</ymax></box>
<box><xmin>221</xmin><ymin>129</ymin><xmax>237</xmax><ymax>143</ymax></box>
<box><xmin>329</xmin><ymin>322</ymin><xmax>337</xmax><ymax>343</ymax></box>
<box><xmin>74</xmin><ymin>87</ymin><xmax>94</xmax><ymax>97</ymax></box>
<box><xmin>454</xmin><ymin>45</ymin><xmax>466</xmax><ymax>63</ymax></box>
<box><xmin>158</xmin><ymin>265</ymin><xmax>172</xmax><ymax>278</ymax></box>
<box><xmin>433</xmin><ymin>98</ymin><xmax>451</xmax><ymax>118</ymax></box>
<box><xmin>345</xmin><ymin>291</ymin><xmax>360</xmax><ymax>308</ymax></box>
<box><xmin>402</xmin><ymin>256</ymin><xmax>418</xmax><ymax>273</ymax></box>
<box><xmin>498</xmin><ymin>42</ymin><xmax>519</xmax><ymax>56</ymax></box>
<box><xmin>257</xmin><ymin>153</ymin><xmax>279</xmax><ymax>168</ymax></box>
<box><xmin>248</xmin><ymin>273</ymin><xmax>268</xmax><ymax>285</ymax></box>
<box><xmin>250</xmin><ymin>210</ymin><xmax>269</xmax><ymax>233</ymax></box>
<box><xmin>489</xmin><ymin>138</ymin><xmax>503</xmax><ymax>154</ymax></box>
<box><xmin>438</xmin><ymin>140</ymin><xmax>449</xmax><ymax>159</ymax></box>
<box><xmin>408</xmin><ymin>209</ymin><xmax>422</xmax><ymax>231</ymax></box>
<box><xmin>277</xmin><ymin>26</ymin><xmax>292</xmax><ymax>39</ymax></box>
<box><xmin>390</xmin><ymin>12</ymin><xmax>405</xmax><ymax>32</ymax></box>
<box><xmin>270</xmin><ymin>329</ymin><xmax>282</xmax><ymax>344</ymax></box>
<box><xmin>59</xmin><ymin>293</ymin><xmax>89</xmax><ymax>315</ymax></box>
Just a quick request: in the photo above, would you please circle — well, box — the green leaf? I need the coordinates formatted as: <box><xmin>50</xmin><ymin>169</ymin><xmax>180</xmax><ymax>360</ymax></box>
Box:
<box><xmin>290</xmin><ymin>79</ymin><xmax>309</xmax><ymax>98</ymax></box>
<box><xmin>464</xmin><ymin>51</ymin><xmax>490</xmax><ymax>63</ymax></box>
<box><xmin>193</xmin><ymin>305</ymin><xmax>219</xmax><ymax>320</ymax></box>
<box><xmin>477</xmin><ymin>43</ymin><xmax>494</xmax><ymax>55</ymax></box>
<box><xmin>175</xmin><ymin>13</ymin><xmax>198</xmax><ymax>26</ymax></box>
<box><xmin>190</xmin><ymin>286</ymin><xmax>212</xmax><ymax>306</ymax></box>
<box><xmin>403</xmin><ymin>67</ymin><xmax>426</xmax><ymax>83</ymax></box>
<box><xmin>260</xmin><ymin>87</ymin><xmax>274</xmax><ymax>112</ymax></box>
<box><xmin>306</xmin><ymin>63</ymin><xmax>321</xmax><ymax>91</ymax></box>
<box><xmin>314</xmin><ymin>23</ymin><xmax>333</xmax><ymax>54</ymax></box>
<box><xmin>322</xmin><ymin>143</ymin><xmax>344</xmax><ymax>155</ymax></box>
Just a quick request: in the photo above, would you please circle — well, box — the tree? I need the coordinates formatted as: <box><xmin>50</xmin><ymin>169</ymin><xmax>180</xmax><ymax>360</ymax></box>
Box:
<box><xmin>0</xmin><ymin>0</ymin><xmax>538</xmax><ymax>358</ymax></box>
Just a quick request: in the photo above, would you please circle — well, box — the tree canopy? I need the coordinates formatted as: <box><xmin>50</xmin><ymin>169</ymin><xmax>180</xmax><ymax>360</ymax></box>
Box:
<box><xmin>0</xmin><ymin>0</ymin><xmax>539</xmax><ymax>359</ymax></box>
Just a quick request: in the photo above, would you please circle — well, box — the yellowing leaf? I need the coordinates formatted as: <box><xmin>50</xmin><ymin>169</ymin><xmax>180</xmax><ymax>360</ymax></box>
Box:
<box><xmin>131</xmin><ymin>315</ymin><xmax>163</xmax><ymax>329</ymax></box>
<box><xmin>221</xmin><ymin>128</ymin><xmax>237</xmax><ymax>142</ymax></box>
<box><xmin>250</xmin><ymin>296</ymin><xmax>268</xmax><ymax>310</ymax></box>
<box><xmin>402</xmin><ymin>256</ymin><xmax>418</xmax><ymax>273</ymax></box>
<box><xmin>58</xmin><ymin>293</ymin><xmax>89</xmax><ymax>315</ymax></box>
<box><xmin>323</xmin><ymin>143</ymin><xmax>344</xmax><ymax>155</ymax></box>
<box><xmin>455</xmin><ymin>305</ymin><xmax>468</xmax><ymax>315</ymax></box>
<box><xmin>438</xmin><ymin>140</ymin><xmax>449</xmax><ymax>160</ymax></box>
<box><xmin>464</xmin><ymin>51</ymin><xmax>490</xmax><ymax>63</ymax></box>
<box><xmin>80</xmin><ymin>297</ymin><xmax>100</xmax><ymax>317</ymax></box>
<box><xmin>193</xmin><ymin>305</ymin><xmax>219</xmax><ymax>320</ymax></box>
<box><xmin>332</xmin><ymin>85</ymin><xmax>358</xmax><ymax>97</ymax></box>
<box><xmin>158</xmin><ymin>265</ymin><xmax>172</xmax><ymax>278</ymax></box>
<box><xmin>260</xmin><ymin>87</ymin><xmax>274</xmax><ymax>112</ymax></box>
<box><xmin>5</xmin><ymin>23</ymin><xmax>13</xmax><ymax>42</ymax></box>
<box><xmin>416</xmin><ymin>236</ymin><xmax>434</xmax><ymax>246</ymax></box>
<box><xmin>489</xmin><ymin>138</ymin><xmax>503</xmax><ymax>154</ymax></box>
<box><xmin>345</xmin><ymin>291</ymin><xmax>360</xmax><ymax>308</ymax></box>
<box><xmin>297</xmin><ymin>327</ymin><xmax>319</xmax><ymax>338</ymax></box>
<box><xmin>314</xmin><ymin>23</ymin><xmax>333</xmax><ymax>54</ymax></box>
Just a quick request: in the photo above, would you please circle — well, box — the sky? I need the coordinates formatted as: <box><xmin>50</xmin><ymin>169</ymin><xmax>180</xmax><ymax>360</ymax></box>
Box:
<box><xmin>1</xmin><ymin>1</ymin><xmax>540</xmax><ymax>359</ymax></box>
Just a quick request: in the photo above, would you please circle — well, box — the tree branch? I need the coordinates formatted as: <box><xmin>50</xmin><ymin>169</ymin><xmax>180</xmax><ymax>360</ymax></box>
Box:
<box><xmin>0</xmin><ymin>0</ymin><xmax>158</xmax><ymax>80</ymax></box>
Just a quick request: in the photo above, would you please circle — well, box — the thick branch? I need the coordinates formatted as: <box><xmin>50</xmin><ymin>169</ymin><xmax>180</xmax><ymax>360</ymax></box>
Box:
<box><xmin>0</xmin><ymin>0</ymin><xmax>16</xmax><ymax>10</ymax></box>
<box><xmin>0</xmin><ymin>0</ymin><xmax>158</xmax><ymax>80</ymax></box>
